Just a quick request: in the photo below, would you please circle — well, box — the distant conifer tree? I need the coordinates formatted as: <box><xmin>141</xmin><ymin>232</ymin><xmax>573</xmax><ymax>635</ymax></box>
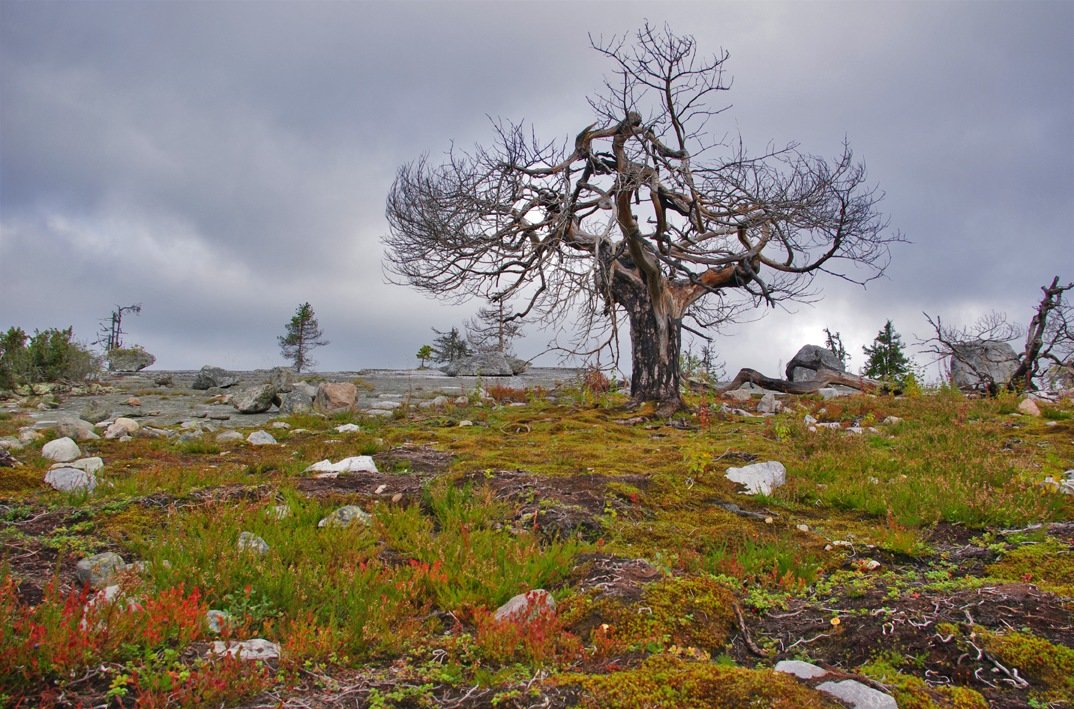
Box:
<box><xmin>278</xmin><ymin>302</ymin><xmax>328</xmax><ymax>373</ymax></box>
<box><xmin>862</xmin><ymin>320</ymin><xmax>911</xmax><ymax>384</ymax></box>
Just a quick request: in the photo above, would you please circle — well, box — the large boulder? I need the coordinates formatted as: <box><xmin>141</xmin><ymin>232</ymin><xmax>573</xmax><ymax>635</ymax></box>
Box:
<box><xmin>786</xmin><ymin>345</ymin><xmax>845</xmax><ymax>382</ymax></box>
<box><xmin>106</xmin><ymin>347</ymin><xmax>155</xmax><ymax>372</ymax></box>
<box><xmin>44</xmin><ymin>467</ymin><xmax>97</xmax><ymax>493</ymax></box>
<box><xmin>230</xmin><ymin>383</ymin><xmax>278</xmax><ymax>414</ymax></box>
<box><xmin>314</xmin><ymin>382</ymin><xmax>357</xmax><ymax>414</ymax></box>
<box><xmin>443</xmin><ymin>352</ymin><xmax>516</xmax><ymax>377</ymax></box>
<box><xmin>950</xmin><ymin>340</ymin><xmax>1019</xmax><ymax>392</ymax></box>
<box><xmin>192</xmin><ymin>365</ymin><xmax>239</xmax><ymax>390</ymax></box>
<box><xmin>279</xmin><ymin>382</ymin><xmax>317</xmax><ymax>414</ymax></box>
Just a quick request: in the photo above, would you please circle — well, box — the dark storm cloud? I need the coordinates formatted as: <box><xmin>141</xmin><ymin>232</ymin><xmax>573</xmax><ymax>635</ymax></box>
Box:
<box><xmin>2</xmin><ymin>1</ymin><xmax>1071</xmax><ymax>374</ymax></box>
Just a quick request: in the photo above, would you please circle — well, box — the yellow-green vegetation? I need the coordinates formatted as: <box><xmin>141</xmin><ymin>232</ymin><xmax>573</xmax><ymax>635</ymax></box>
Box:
<box><xmin>986</xmin><ymin>535</ymin><xmax>1074</xmax><ymax>596</ymax></box>
<box><xmin>858</xmin><ymin>652</ymin><xmax>988</xmax><ymax>708</ymax></box>
<box><xmin>980</xmin><ymin>629</ymin><xmax>1074</xmax><ymax>705</ymax></box>
<box><xmin>556</xmin><ymin>654</ymin><xmax>841</xmax><ymax>708</ymax></box>
<box><xmin>0</xmin><ymin>383</ymin><xmax>1072</xmax><ymax>706</ymax></box>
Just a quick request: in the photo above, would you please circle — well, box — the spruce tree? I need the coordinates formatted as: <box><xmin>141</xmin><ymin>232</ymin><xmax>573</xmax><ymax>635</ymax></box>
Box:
<box><xmin>431</xmin><ymin>327</ymin><xmax>470</xmax><ymax>363</ymax></box>
<box><xmin>278</xmin><ymin>302</ymin><xmax>328</xmax><ymax>373</ymax></box>
<box><xmin>862</xmin><ymin>320</ymin><xmax>912</xmax><ymax>384</ymax></box>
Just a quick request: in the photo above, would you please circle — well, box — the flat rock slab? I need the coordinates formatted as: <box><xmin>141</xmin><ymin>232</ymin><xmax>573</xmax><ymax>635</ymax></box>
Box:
<box><xmin>816</xmin><ymin>680</ymin><xmax>897</xmax><ymax>709</ymax></box>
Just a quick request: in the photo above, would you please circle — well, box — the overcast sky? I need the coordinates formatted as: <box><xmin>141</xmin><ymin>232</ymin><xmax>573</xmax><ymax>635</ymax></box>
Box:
<box><xmin>2</xmin><ymin>1</ymin><xmax>1071</xmax><ymax>380</ymax></box>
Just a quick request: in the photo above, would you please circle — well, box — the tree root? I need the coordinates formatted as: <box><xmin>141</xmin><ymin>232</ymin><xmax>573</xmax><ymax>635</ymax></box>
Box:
<box><xmin>706</xmin><ymin>368</ymin><xmax>880</xmax><ymax>395</ymax></box>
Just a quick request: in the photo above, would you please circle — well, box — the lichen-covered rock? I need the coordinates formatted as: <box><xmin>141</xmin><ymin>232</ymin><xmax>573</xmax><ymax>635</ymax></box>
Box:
<box><xmin>230</xmin><ymin>383</ymin><xmax>278</xmax><ymax>414</ymax></box>
<box><xmin>443</xmin><ymin>352</ymin><xmax>515</xmax><ymax>377</ymax></box>
<box><xmin>279</xmin><ymin>382</ymin><xmax>317</xmax><ymax>414</ymax></box>
<box><xmin>192</xmin><ymin>365</ymin><xmax>239</xmax><ymax>390</ymax></box>
<box><xmin>76</xmin><ymin>551</ymin><xmax>126</xmax><ymax>588</ymax></box>
<box><xmin>107</xmin><ymin>347</ymin><xmax>155</xmax><ymax>372</ymax></box>
<box><xmin>317</xmin><ymin>505</ymin><xmax>372</xmax><ymax>528</ymax></box>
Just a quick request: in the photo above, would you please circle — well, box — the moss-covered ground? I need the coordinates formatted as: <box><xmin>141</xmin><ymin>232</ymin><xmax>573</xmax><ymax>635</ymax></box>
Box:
<box><xmin>0</xmin><ymin>382</ymin><xmax>1071</xmax><ymax>707</ymax></box>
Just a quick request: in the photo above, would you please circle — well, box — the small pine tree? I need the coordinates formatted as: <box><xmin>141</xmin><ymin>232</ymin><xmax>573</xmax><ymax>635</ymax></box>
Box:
<box><xmin>862</xmin><ymin>320</ymin><xmax>912</xmax><ymax>384</ymax></box>
<box><xmin>416</xmin><ymin>344</ymin><xmax>434</xmax><ymax>368</ymax></box>
<box><xmin>431</xmin><ymin>327</ymin><xmax>470</xmax><ymax>363</ymax></box>
<box><xmin>278</xmin><ymin>302</ymin><xmax>328</xmax><ymax>373</ymax></box>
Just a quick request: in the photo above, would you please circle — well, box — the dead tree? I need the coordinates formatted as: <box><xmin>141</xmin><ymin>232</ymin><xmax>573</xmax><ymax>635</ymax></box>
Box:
<box><xmin>922</xmin><ymin>276</ymin><xmax>1073</xmax><ymax>393</ymax></box>
<box><xmin>383</xmin><ymin>24</ymin><xmax>899</xmax><ymax>413</ymax></box>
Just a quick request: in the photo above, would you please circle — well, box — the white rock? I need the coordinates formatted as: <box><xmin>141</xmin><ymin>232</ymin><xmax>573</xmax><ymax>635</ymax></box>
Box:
<box><xmin>816</xmin><ymin>680</ymin><xmax>897</xmax><ymax>709</ymax></box>
<box><xmin>45</xmin><ymin>467</ymin><xmax>97</xmax><ymax>493</ymax></box>
<box><xmin>42</xmin><ymin>436</ymin><xmax>81</xmax><ymax>462</ymax></box>
<box><xmin>209</xmin><ymin>639</ymin><xmax>281</xmax><ymax>661</ymax></box>
<box><xmin>334</xmin><ymin>423</ymin><xmax>361</xmax><ymax>433</ymax></box>
<box><xmin>757</xmin><ymin>392</ymin><xmax>783</xmax><ymax>414</ymax></box>
<box><xmin>304</xmin><ymin>456</ymin><xmax>378</xmax><ymax>474</ymax></box>
<box><xmin>458</xmin><ymin>420</ymin><xmax>473</xmax><ymax>427</ymax></box>
<box><xmin>882</xmin><ymin>416</ymin><xmax>902</xmax><ymax>425</ymax></box>
<box><xmin>105</xmin><ymin>417</ymin><xmax>140</xmax><ymax>439</ymax></box>
<box><xmin>774</xmin><ymin>660</ymin><xmax>828</xmax><ymax>680</ymax></box>
<box><xmin>271</xmin><ymin>421</ymin><xmax>291</xmax><ymax>430</ymax></box>
<box><xmin>725</xmin><ymin>461</ymin><xmax>786</xmax><ymax>496</ymax></box>
<box><xmin>247</xmin><ymin>430</ymin><xmax>277</xmax><ymax>446</ymax></box>
<box><xmin>216</xmin><ymin>430</ymin><xmax>244</xmax><ymax>443</ymax></box>
<box><xmin>368</xmin><ymin>400</ymin><xmax>401</xmax><ymax>411</ymax></box>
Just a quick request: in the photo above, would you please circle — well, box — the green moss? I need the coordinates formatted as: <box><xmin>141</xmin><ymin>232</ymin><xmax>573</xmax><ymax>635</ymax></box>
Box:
<box><xmin>981</xmin><ymin>629</ymin><xmax>1074</xmax><ymax>704</ymax></box>
<box><xmin>859</xmin><ymin>655</ymin><xmax>988</xmax><ymax>708</ymax></box>
<box><xmin>562</xmin><ymin>575</ymin><xmax>737</xmax><ymax>654</ymax></box>
<box><xmin>986</xmin><ymin>537</ymin><xmax>1074</xmax><ymax>597</ymax></box>
<box><xmin>557</xmin><ymin>654</ymin><xmax>839</xmax><ymax>708</ymax></box>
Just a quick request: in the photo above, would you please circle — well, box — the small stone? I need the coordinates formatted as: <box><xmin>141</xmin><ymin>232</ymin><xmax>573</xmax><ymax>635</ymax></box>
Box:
<box><xmin>42</xmin><ymin>436</ymin><xmax>81</xmax><ymax>462</ymax></box>
<box><xmin>318</xmin><ymin>505</ymin><xmax>372</xmax><ymax>528</ymax></box>
<box><xmin>271</xmin><ymin>421</ymin><xmax>291</xmax><ymax>430</ymax></box>
<box><xmin>816</xmin><ymin>679</ymin><xmax>897</xmax><ymax>709</ymax></box>
<box><xmin>856</xmin><ymin>558</ymin><xmax>882</xmax><ymax>571</ymax></box>
<box><xmin>206</xmin><ymin>610</ymin><xmax>230</xmax><ymax>634</ymax></box>
<box><xmin>803</xmin><ymin>414</ymin><xmax>818</xmax><ymax>425</ymax></box>
<box><xmin>774</xmin><ymin>660</ymin><xmax>828</xmax><ymax>680</ymax></box>
<box><xmin>458</xmin><ymin>420</ymin><xmax>473</xmax><ymax>427</ymax></box>
<box><xmin>391</xmin><ymin>493</ymin><xmax>403</xmax><ymax>503</ymax></box>
<box><xmin>76</xmin><ymin>552</ymin><xmax>127</xmax><ymax>588</ymax></box>
<box><xmin>1017</xmin><ymin>399</ymin><xmax>1041</xmax><ymax>417</ymax></box>
<box><xmin>247</xmin><ymin>430</ymin><xmax>277</xmax><ymax>446</ymax></box>
<box><xmin>127</xmin><ymin>397</ymin><xmax>142</xmax><ymax>407</ymax></box>
<box><xmin>55</xmin><ymin>417</ymin><xmax>100</xmax><ymax>441</ymax></box>
<box><xmin>882</xmin><ymin>416</ymin><xmax>902</xmax><ymax>425</ymax></box>
<box><xmin>209</xmin><ymin>638</ymin><xmax>280</xmax><ymax>661</ymax></box>
<box><xmin>216</xmin><ymin>430</ymin><xmax>244</xmax><ymax>443</ymax></box>
<box><xmin>374</xmin><ymin>484</ymin><xmax>387</xmax><ymax>494</ymax></box>
<box><xmin>796</xmin><ymin>524</ymin><xmax>809</xmax><ymax>532</ymax></box>
<box><xmin>494</xmin><ymin>589</ymin><xmax>556</xmax><ymax>623</ymax></box>
<box><xmin>764</xmin><ymin>516</ymin><xmax>774</xmax><ymax>524</ymax></box>
<box><xmin>237</xmin><ymin>532</ymin><xmax>269</xmax><ymax>555</ymax></box>
<box><xmin>334</xmin><ymin>423</ymin><xmax>360</xmax><ymax>433</ymax></box>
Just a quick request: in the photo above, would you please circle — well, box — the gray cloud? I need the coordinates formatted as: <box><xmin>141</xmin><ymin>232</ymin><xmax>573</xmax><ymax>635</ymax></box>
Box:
<box><xmin>2</xmin><ymin>1</ymin><xmax>1071</xmax><ymax>377</ymax></box>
